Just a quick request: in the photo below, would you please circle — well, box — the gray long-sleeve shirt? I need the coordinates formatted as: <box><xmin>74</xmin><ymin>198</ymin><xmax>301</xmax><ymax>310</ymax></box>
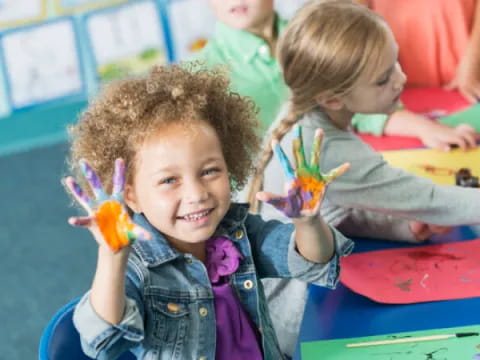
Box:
<box><xmin>262</xmin><ymin>107</ymin><xmax>480</xmax><ymax>241</ymax></box>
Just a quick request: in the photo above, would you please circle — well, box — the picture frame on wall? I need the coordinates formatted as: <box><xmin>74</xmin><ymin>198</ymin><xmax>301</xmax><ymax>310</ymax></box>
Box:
<box><xmin>0</xmin><ymin>0</ymin><xmax>47</xmax><ymax>30</ymax></box>
<box><xmin>83</xmin><ymin>0</ymin><xmax>168</xmax><ymax>83</ymax></box>
<box><xmin>54</xmin><ymin>0</ymin><xmax>128</xmax><ymax>15</ymax></box>
<box><xmin>0</xmin><ymin>18</ymin><xmax>86</xmax><ymax>110</ymax></box>
<box><xmin>166</xmin><ymin>0</ymin><xmax>216</xmax><ymax>62</ymax></box>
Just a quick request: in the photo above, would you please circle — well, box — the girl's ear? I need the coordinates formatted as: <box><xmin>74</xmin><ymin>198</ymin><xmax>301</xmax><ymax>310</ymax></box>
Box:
<box><xmin>316</xmin><ymin>94</ymin><xmax>345</xmax><ymax>111</ymax></box>
<box><xmin>124</xmin><ymin>184</ymin><xmax>140</xmax><ymax>213</ymax></box>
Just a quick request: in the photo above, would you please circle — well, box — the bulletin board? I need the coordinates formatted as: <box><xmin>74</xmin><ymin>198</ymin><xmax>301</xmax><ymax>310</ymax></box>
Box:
<box><xmin>0</xmin><ymin>18</ymin><xmax>86</xmax><ymax>110</ymax></box>
<box><xmin>0</xmin><ymin>0</ymin><xmax>48</xmax><ymax>29</ymax></box>
<box><xmin>84</xmin><ymin>0</ymin><xmax>167</xmax><ymax>83</ymax></box>
<box><xmin>54</xmin><ymin>0</ymin><xmax>127</xmax><ymax>15</ymax></box>
<box><xmin>166</xmin><ymin>0</ymin><xmax>216</xmax><ymax>62</ymax></box>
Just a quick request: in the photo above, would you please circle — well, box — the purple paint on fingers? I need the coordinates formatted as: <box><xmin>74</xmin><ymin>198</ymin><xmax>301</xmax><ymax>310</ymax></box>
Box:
<box><xmin>79</xmin><ymin>159</ymin><xmax>105</xmax><ymax>198</ymax></box>
<box><xmin>267</xmin><ymin>187</ymin><xmax>304</xmax><ymax>218</ymax></box>
<box><xmin>66</xmin><ymin>177</ymin><xmax>90</xmax><ymax>205</ymax></box>
<box><xmin>70</xmin><ymin>217</ymin><xmax>93</xmax><ymax>227</ymax></box>
<box><xmin>112</xmin><ymin>158</ymin><xmax>125</xmax><ymax>196</ymax></box>
<box><xmin>301</xmin><ymin>190</ymin><xmax>313</xmax><ymax>203</ymax></box>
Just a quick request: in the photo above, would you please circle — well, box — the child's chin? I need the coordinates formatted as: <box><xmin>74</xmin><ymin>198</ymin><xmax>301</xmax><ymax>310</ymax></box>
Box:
<box><xmin>184</xmin><ymin>230</ymin><xmax>216</xmax><ymax>243</ymax></box>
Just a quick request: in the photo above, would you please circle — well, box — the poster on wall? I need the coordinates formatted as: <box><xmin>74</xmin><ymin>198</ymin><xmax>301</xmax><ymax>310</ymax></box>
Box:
<box><xmin>0</xmin><ymin>19</ymin><xmax>85</xmax><ymax>109</ymax></box>
<box><xmin>167</xmin><ymin>0</ymin><xmax>216</xmax><ymax>62</ymax></box>
<box><xmin>0</xmin><ymin>0</ymin><xmax>47</xmax><ymax>29</ymax></box>
<box><xmin>84</xmin><ymin>0</ymin><xmax>167</xmax><ymax>82</ymax></box>
<box><xmin>274</xmin><ymin>0</ymin><xmax>308</xmax><ymax>19</ymax></box>
<box><xmin>54</xmin><ymin>0</ymin><xmax>127</xmax><ymax>15</ymax></box>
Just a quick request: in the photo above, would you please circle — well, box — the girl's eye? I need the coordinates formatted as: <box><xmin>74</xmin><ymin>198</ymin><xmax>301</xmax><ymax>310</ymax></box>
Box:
<box><xmin>376</xmin><ymin>76</ymin><xmax>390</xmax><ymax>86</ymax></box>
<box><xmin>202</xmin><ymin>167</ymin><xmax>221</xmax><ymax>176</ymax></box>
<box><xmin>159</xmin><ymin>177</ymin><xmax>177</xmax><ymax>185</ymax></box>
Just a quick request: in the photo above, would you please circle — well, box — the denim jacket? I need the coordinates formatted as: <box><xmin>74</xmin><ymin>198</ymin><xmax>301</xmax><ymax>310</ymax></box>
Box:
<box><xmin>73</xmin><ymin>203</ymin><xmax>352</xmax><ymax>360</ymax></box>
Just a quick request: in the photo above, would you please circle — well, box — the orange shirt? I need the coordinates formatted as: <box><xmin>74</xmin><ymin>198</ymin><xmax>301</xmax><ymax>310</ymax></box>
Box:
<box><xmin>371</xmin><ymin>0</ymin><xmax>476</xmax><ymax>87</ymax></box>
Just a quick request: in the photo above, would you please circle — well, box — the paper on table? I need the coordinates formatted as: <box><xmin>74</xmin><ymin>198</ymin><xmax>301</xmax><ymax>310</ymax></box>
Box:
<box><xmin>301</xmin><ymin>324</ymin><xmax>480</xmax><ymax>360</ymax></box>
<box><xmin>381</xmin><ymin>146</ymin><xmax>480</xmax><ymax>185</ymax></box>
<box><xmin>438</xmin><ymin>104</ymin><xmax>480</xmax><ymax>132</ymax></box>
<box><xmin>358</xmin><ymin>133</ymin><xmax>423</xmax><ymax>151</ymax></box>
<box><xmin>339</xmin><ymin>239</ymin><xmax>480</xmax><ymax>304</ymax></box>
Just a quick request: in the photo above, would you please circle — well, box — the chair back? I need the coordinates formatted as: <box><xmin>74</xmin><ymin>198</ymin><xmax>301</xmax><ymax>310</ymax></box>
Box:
<box><xmin>39</xmin><ymin>297</ymin><xmax>135</xmax><ymax>360</ymax></box>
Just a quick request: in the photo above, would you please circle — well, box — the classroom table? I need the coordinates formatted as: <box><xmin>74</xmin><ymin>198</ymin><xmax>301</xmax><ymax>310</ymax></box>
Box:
<box><xmin>293</xmin><ymin>225</ymin><xmax>480</xmax><ymax>359</ymax></box>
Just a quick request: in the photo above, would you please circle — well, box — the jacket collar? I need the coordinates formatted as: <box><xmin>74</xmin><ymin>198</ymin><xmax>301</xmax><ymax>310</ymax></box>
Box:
<box><xmin>132</xmin><ymin>203</ymin><xmax>250</xmax><ymax>267</ymax></box>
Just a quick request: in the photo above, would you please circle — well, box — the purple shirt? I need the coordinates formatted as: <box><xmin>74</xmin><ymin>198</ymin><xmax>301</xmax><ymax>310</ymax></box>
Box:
<box><xmin>205</xmin><ymin>236</ymin><xmax>263</xmax><ymax>360</ymax></box>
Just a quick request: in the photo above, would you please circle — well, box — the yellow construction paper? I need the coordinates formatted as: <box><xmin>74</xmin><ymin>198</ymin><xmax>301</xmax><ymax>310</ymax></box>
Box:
<box><xmin>381</xmin><ymin>147</ymin><xmax>480</xmax><ymax>185</ymax></box>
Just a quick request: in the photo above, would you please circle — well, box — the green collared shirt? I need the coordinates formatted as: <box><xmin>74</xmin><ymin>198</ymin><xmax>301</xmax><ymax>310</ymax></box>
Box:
<box><xmin>193</xmin><ymin>16</ymin><xmax>289</xmax><ymax>132</ymax></box>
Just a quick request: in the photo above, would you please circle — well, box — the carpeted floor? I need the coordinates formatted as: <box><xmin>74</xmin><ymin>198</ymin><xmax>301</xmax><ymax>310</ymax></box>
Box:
<box><xmin>0</xmin><ymin>142</ymin><xmax>97</xmax><ymax>360</ymax></box>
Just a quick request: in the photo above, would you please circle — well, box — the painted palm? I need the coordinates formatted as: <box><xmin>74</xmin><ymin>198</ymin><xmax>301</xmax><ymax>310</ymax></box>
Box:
<box><xmin>63</xmin><ymin>158</ymin><xmax>150</xmax><ymax>252</ymax></box>
<box><xmin>264</xmin><ymin>126</ymin><xmax>350</xmax><ymax>218</ymax></box>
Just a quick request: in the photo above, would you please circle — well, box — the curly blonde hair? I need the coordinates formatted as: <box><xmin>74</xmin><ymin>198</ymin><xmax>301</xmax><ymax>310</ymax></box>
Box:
<box><xmin>69</xmin><ymin>62</ymin><xmax>260</xmax><ymax>196</ymax></box>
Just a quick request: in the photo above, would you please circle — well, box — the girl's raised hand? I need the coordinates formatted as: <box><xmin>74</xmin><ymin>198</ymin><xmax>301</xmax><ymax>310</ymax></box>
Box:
<box><xmin>63</xmin><ymin>158</ymin><xmax>151</xmax><ymax>252</ymax></box>
<box><xmin>257</xmin><ymin>126</ymin><xmax>350</xmax><ymax>219</ymax></box>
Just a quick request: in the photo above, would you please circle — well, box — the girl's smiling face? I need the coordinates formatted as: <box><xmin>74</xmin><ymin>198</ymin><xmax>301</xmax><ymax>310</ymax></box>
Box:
<box><xmin>124</xmin><ymin>119</ymin><xmax>231</xmax><ymax>253</ymax></box>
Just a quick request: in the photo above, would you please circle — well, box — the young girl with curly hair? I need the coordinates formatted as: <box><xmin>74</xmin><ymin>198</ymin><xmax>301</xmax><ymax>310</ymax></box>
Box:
<box><xmin>64</xmin><ymin>63</ymin><xmax>353</xmax><ymax>359</ymax></box>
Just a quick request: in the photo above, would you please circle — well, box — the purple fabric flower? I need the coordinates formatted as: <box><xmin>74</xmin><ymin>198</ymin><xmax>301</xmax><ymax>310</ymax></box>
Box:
<box><xmin>206</xmin><ymin>236</ymin><xmax>243</xmax><ymax>283</ymax></box>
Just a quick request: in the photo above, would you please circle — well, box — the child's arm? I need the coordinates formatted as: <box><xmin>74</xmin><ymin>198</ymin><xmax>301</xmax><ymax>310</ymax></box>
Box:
<box><xmin>352</xmin><ymin>109</ymin><xmax>478</xmax><ymax>151</ymax></box>
<box><xmin>64</xmin><ymin>159</ymin><xmax>149</xmax><ymax>322</ymax></box>
<box><xmin>335</xmin><ymin>208</ymin><xmax>450</xmax><ymax>243</ymax></box>
<box><xmin>256</xmin><ymin>126</ymin><xmax>349</xmax><ymax>263</ymax></box>
<box><xmin>383</xmin><ymin>109</ymin><xmax>477</xmax><ymax>151</ymax></box>
<box><xmin>317</xmin><ymin>124</ymin><xmax>480</xmax><ymax>227</ymax></box>
<box><xmin>64</xmin><ymin>159</ymin><xmax>150</xmax><ymax>356</ymax></box>
<box><xmin>444</xmin><ymin>0</ymin><xmax>480</xmax><ymax>102</ymax></box>
<box><xmin>90</xmin><ymin>246</ymin><xmax>130</xmax><ymax>324</ymax></box>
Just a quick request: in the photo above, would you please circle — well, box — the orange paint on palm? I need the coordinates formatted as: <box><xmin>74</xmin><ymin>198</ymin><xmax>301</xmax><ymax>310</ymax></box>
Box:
<box><xmin>295</xmin><ymin>177</ymin><xmax>325</xmax><ymax>210</ymax></box>
<box><xmin>95</xmin><ymin>200</ymin><xmax>134</xmax><ymax>252</ymax></box>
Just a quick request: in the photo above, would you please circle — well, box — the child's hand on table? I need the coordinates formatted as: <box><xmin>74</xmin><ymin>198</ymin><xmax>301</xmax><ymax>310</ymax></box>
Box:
<box><xmin>385</xmin><ymin>109</ymin><xmax>477</xmax><ymax>151</ymax></box>
<box><xmin>409</xmin><ymin>220</ymin><xmax>453</xmax><ymax>242</ymax></box>
<box><xmin>63</xmin><ymin>158</ymin><xmax>150</xmax><ymax>253</ymax></box>
<box><xmin>418</xmin><ymin>121</ymin><xmax>477</xmax><ymax>152</ymax></box>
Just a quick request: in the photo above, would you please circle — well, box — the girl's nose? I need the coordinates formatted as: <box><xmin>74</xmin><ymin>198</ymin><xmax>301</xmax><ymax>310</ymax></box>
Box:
<box><xmin>185</xmin><ymin>180</ymin><xmax>209</xmax><ymax>203</ymax></box>
<box><xmin>392</xmin><ymin>62</ymin><xmax>407</xmax><ymax>91</ymax></box>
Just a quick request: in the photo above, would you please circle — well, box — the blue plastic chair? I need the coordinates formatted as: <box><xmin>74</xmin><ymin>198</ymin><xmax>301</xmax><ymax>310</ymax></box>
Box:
<box><xmin>39</xmin><ymin>297</ymin><xmax>136</xmax><ymax>360</ymax></box>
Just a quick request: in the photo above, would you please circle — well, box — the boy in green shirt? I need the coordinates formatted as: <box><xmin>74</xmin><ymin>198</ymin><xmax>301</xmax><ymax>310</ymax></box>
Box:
<box><xmin>194</xmin><ymin>0</ymin><xmax>477</xmax><ymax>150</ymax></box>
<box><xmin>193</xmin><ymin>1</ymin><xmax>288</xmax><ymax>131</ymax></box>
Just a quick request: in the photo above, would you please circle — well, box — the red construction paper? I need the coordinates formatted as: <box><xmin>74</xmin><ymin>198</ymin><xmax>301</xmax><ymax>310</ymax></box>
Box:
<box><xmin>340</xmin><ymin>239</ymin><xmax>480</xmax><ymax>304</ymax></box>
<box><xmin>357</xmin><ymin>134</ymin><xmax>423</xmax><ymax>151</ymax></box>
<box><xmin>357</xmin><ymin>88</ymin><xmax>471</xmax><ymax>151</ymax></box>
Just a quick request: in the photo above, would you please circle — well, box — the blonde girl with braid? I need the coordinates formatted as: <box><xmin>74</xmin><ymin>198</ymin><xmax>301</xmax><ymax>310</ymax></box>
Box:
<box><xmin>251</xmin><ymin>1</ymin><xmax>480</xmax><ymax>357</ymax></box>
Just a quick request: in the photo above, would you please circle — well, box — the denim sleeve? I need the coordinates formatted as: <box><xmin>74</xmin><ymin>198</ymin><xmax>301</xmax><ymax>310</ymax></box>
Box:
<box><xmin>246</xmin><ymin>214</ymin><xmax>354</xmax><ymax>288</ymax></box>
<box><xmin>72</xmin><ymin>263</ymin><xmax>145</xmax><ymax>360</ymax></box>
<box><xmin>287</xmin><ymin>226</ymin><xmax>354</xmax><ymax>288</ymax></box>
